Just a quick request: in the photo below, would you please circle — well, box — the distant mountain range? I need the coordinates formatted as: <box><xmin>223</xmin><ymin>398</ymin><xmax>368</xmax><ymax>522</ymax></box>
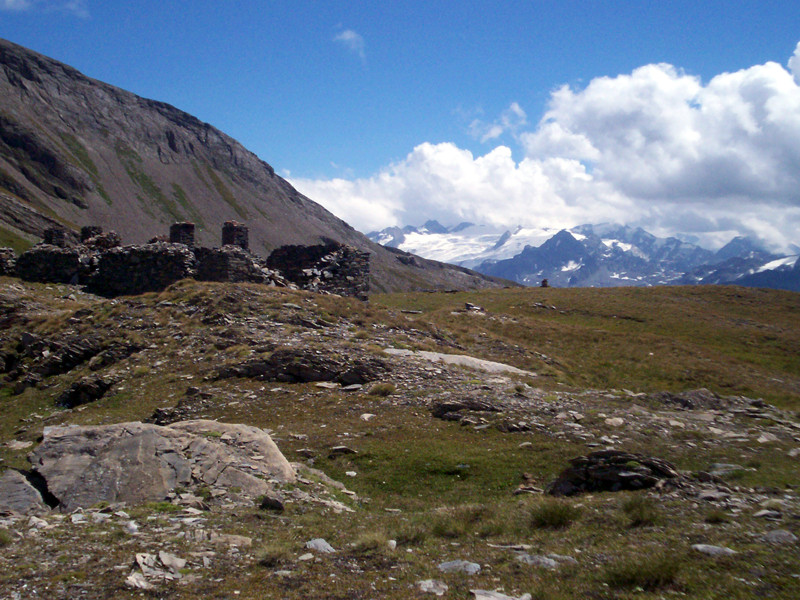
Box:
<box><xmin>368</xmin><ymin>221</ymin><xmax>800</xmax><ymax>291</ymax></box>
<box><xmin>0</xmin><ymin>38</ymin><xmax>506</xmax><ymax>293</ymax></box>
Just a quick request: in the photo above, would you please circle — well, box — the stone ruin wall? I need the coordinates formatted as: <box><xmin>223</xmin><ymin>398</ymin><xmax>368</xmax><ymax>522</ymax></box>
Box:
<box><xmin>1</xmin><ymin>222</ymin><xmax>371</xmax><ymax>299</ymax></box>
<box><xmin>266</xmin><ymin>242</ymin><xmax>370</xmax><ymax>301</ymax></box>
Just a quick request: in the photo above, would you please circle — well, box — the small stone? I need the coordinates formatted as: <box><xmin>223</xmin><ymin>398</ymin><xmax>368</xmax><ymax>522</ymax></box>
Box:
<box><xmin>753</xmin><ymin>509</ymin><xmax>782</xmax><ymax>520</ymax></box>
<box><xmin>516</xmin><ymin>553</ymin><xmax>558</xmax><ymax>569</ymax></box>
<box><xmin>298</xmin><ymin>553</ymin><xmax>314</xmax><ymax>561</ymax></box>
<box><xmin>345</xmin><ymin>471</ymin><xmax>357</xmax><ymax>477</ymax></box>
<box><xmin>387</xmin><ymin>539</ymin><xmax>397</xmax><ymax>550</ymax></box>
<box><xmin>605</xmin><ymin>417</ymin><xmax>624</xmax><ymax>427</ymax></box>
<box><xmin>306</xmin><ymin>538</ymin><xmax>335</xmax><ymax>553</ymax></box>
<box><xmin>315</xmin><ymin>382</ymin><xmax>340</xmax><ymax>389</ymax></box>
<box><xmin>471</xmin><ymin>591</ymin><xmax>532</xmax><ymax>600</ymax></box>
<box><xmin>763</xmin><ymin>529</ymin><xmax>798</xmax><ymax>545</ymax></box>
<box><xmin>417</xmin><ymin>579</ymin><xmax>449</xmax><ymax>595</ymax></box>
<box><xmin>788</xmin><ymin>448</ymin><xmax>800</xmax><ymax>458</ymax></box>
<box><xmin>438</xmin><ymin>560</ymin><xmax>481</xmax><ymax>574</ymax></box>
<box><xmin>360</xmin><ymin>413</ymin><xmax>376</xmax><ymax>421</ymax></box>
<box><xmin>158</xmin><ymin>551</ymin><xmax>186</xmax><ymax>572</ymax></box>
<box><xmin>692</xmin><ymin>544</ymin><xmax>737</xmax><ymax>557</ymax></box>
<box><xmin>328</xmin><ymin>445</ymin><xmax>357</xmax><ymax>458</ymax></box>
<box><xmin>125</xmin><ymin>572</ymin><xmax>154</xmax><ymax>590</ymax></box>
<box><xmin>758</xmin><ymin>432</ymin><xmax>779</xmax><ymax>443</ymax></box>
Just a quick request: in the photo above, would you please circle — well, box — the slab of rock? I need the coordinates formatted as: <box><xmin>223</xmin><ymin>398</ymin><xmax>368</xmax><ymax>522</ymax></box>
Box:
<box><xmin>691</xmin><ymin>544</ymin><xmax>737</xmax><ymax>557</ymax></box>
<box><xmin>29</xmin><ymin>420</ymin><xmax>295</xmax><ymax>512</ymax></box>
<box><xmin>471</xmin><ymin>591</ymin><xmax>532</xmax><ymax>600</ymax></box>
<box><xmin>763</xmin><ymin>529</ymin><xmax>798</xmax><ymax>545</ymax></box>
<box><xmin>438</xmin><ymin>559</ymin><xmax>481</xmax><ymax>574</ymax></box>
<box><xmin>546</xmin><ymin>450</ymin><xmax>681</xmax><ymax>496</ymax></box>
<box><xmin>306</xmin><ymin>538</ymin><xmax>335</xmax><ymax>553</ymax></box>
<box><xmin>417</xmin><ymin>579</ymin><xmax>448</xmax><ymax>596</ymax></box>
<box><xmin>0</xmin><ymin>469</ymin><xmax>48</xmax><ymax>514</ymax></box>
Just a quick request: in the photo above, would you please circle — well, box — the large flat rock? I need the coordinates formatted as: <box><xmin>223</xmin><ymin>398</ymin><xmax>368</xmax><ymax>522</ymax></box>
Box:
<box><xmin>29</xmin><ymin>420</ymin><xmax>295</xmax><ymax>512</ymax></box>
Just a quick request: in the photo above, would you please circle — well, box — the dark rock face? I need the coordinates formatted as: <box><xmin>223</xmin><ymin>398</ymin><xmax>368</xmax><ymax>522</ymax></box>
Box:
<box><xmin>56</xmin><ymin>376</ymin><xmax>114</xmax><ymax>408</ymax></box>
<box><xmin>546</xmin><ymin>450</ymin><xmax>681</xmax><ymax>496</ymax></box>
<box><xmin>267</xmin><ymin>241</ymin><xmax>370</xmax><ymax>300</ymax></box>
<box><xmin>216</xmin><ymin>348</ymin><xmax>388</xmax><ymax>385</ymax></box>
<box><xmin>430</xmin><ymin>399</ymin><xmax>501</xmax><ymax>420</ymax></box>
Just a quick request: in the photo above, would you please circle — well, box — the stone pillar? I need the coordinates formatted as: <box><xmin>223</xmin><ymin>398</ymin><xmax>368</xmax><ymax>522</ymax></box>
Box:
<box><xmin>81</xmin><ymin>225</ymin><xmax>103</xmax><ymax>242</ymax></box>
<box><xmin>222</xmin><ymin>221</ymin><xmax>249</xmax><ymax>251</ymax></box>
<box><xmin>43</xmin><ymin>227</ymin><xmax>68</xmax><ymax>248</ymax></box>
<box><xmin>169</xmin><ymin>222</ymin><xmax>195</xmax><ymax>247</ymax></box>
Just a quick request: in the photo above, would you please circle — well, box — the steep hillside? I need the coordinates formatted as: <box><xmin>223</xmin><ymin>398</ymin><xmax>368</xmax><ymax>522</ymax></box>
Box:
<box><xmin>0</xmin><ymin>38</ymin><xmax>506</xmax><ymax>293</ymax></box>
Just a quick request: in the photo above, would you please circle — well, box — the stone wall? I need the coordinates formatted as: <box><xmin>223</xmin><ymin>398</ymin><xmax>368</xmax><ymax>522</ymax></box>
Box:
<box><xmin>221</xmin><ymin>221</ymin><xmax>249</xmax><ymax>250</ymax></box>
<box><xmin>15</xmin><ymin>245</ymin><xmax>81</xmax><ymax>284</ymax></box>
<box><xmin>169</xmin><ymin>222</ymin><xmax>195</xmax><ymax>247</ymax></box>
<box><xmin>11</xmin><ymin>223</ymin><xmax>371</xmax><ymax>299</ymax></box>
<box><xmin>266</xmin><ymin>241</ymin><xmax>370</xmax><ymax>300</ymax></box>
<box><xmin>195</xmin><ymin>245</ymin><xmax>287</xmax><ymax>286</ymax></box>
<box><xmin>86</xmin><ymin>242</ymin><xmax>197</xmax><ymax>297</ymax></box>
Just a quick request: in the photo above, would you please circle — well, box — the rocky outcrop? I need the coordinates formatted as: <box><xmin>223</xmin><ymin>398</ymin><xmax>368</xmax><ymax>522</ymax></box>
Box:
<box><xmin>216</xmin><ymin>347</ymin><xmax>388</xmax><ymax>385</ymax></box>
<box><xmin>546</xmin><ymin>450</ymin><xmax>682</xmax><ymax>496</ymax></box>
<box><xmin>23</xmin><ymin>420</ymin><xmax>295</xmax><ymax>512</ymax></box>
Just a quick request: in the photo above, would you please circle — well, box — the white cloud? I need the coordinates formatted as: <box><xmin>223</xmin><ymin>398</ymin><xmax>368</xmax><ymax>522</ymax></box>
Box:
<box><xmin>469</xmin><ymin>101</ymin><xmax>528</xmax><ymax>142</ymax></box>
<box><xmin>0</xmin><ymin>0</ymin><xmax>88</xmax><ymax>16</ymax></box>
<box><xmin>0</xmin><ymin>0</ymin><xmax>33</xmax><ymax>10</ymax></box>
<box><xmin>295</xmin><ymin>46</ymin><xmax>800</xmax><ymax>251</ymax></box>
<box><xmin>789</xmin><ymin>42</ymin><xmax>800</xmax><ymax>85</ymax></box>
<box><xmin>333</xmin><ymin>29</ymin><xmax>365</xmax><ymax>62</ymax></box>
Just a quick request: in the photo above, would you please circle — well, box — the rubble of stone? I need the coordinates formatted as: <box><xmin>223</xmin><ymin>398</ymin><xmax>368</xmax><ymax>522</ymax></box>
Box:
<box><xmin>266</xmin><ymin>240</ymin><xmax>371</xmax><ymax>300</ymax></box>
<box><xmin>3</xmin><ymin>221</ymin><xmax>371</xmax><ymax>298</ymax></box>
<box><xmin>0</xmin><ymin>420</ymin><xmax>297</xmax><ymax>514</ymax></box>
<box><xmin>0</xmin><ymin>247</ymin><xmax>16</xmax><ymax>275</ymax></box>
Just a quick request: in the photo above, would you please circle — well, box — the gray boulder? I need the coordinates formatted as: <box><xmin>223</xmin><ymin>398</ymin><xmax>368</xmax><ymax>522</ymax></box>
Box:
<box><xmin>29</xmin><ymin>420</ymin><xmax>295</xmax><ymax>512</ymax></box>
<box><xmin>0</xmin><ymin>469</ymin><xmax>48</xmax><ymax>514</ymax></box>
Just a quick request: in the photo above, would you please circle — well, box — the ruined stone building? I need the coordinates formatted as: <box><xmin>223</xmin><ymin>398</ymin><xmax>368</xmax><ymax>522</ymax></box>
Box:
<box><xmin>2</xmin><ymin>222</ymin><xmax>371</xmax><ymax>300</ymax></box>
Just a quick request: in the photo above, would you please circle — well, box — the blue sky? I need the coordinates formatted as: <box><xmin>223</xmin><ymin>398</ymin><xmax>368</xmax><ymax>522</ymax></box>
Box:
<box><xmin>3</xmin><ymin>1</ymin><xmax>800</xmax><ymax>249</ymax></box>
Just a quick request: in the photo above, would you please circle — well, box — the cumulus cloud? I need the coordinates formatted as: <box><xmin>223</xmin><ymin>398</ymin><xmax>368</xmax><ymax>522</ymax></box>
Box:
<box><xmin>333</xmin><ymin>29</ymin><xmax>365</xmax><ymax>62</ymax></box>
<box><xmin>0</xmin><ymin>0</ymin><xmax>88</xmax><ymax>16</ymax></box>
<box><xmin>295</xmin><ymin>46</ymin><xmax>800</xmax><ymax>250</ymax></box>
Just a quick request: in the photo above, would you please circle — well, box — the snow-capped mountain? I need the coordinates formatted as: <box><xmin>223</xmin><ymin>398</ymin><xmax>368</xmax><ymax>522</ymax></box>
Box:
<box><xmin>369</xmin><ymin>220</ymin><xmax>560</xmax><ymax>269</ymax></box>
<box><xmin>367</xmin><ymin>221</ymin><xmax>799</xmax><ymax>290</ymax></box>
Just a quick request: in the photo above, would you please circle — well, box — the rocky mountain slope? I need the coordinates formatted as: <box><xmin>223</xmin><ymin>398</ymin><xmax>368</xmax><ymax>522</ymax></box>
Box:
<box><xmin>0</xmin><ymin>276</ymin><xmax>798</xmax><ymax>598</ymax></box>
<box><xmin>370</xmin><ymin>221</ymin><xmax>800</xmax><ymax>290</ymax></box>
<box><xmin>0</xmin><ymin>38</ymin><xmax>506</xmax><ymax>293</ymax></box>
